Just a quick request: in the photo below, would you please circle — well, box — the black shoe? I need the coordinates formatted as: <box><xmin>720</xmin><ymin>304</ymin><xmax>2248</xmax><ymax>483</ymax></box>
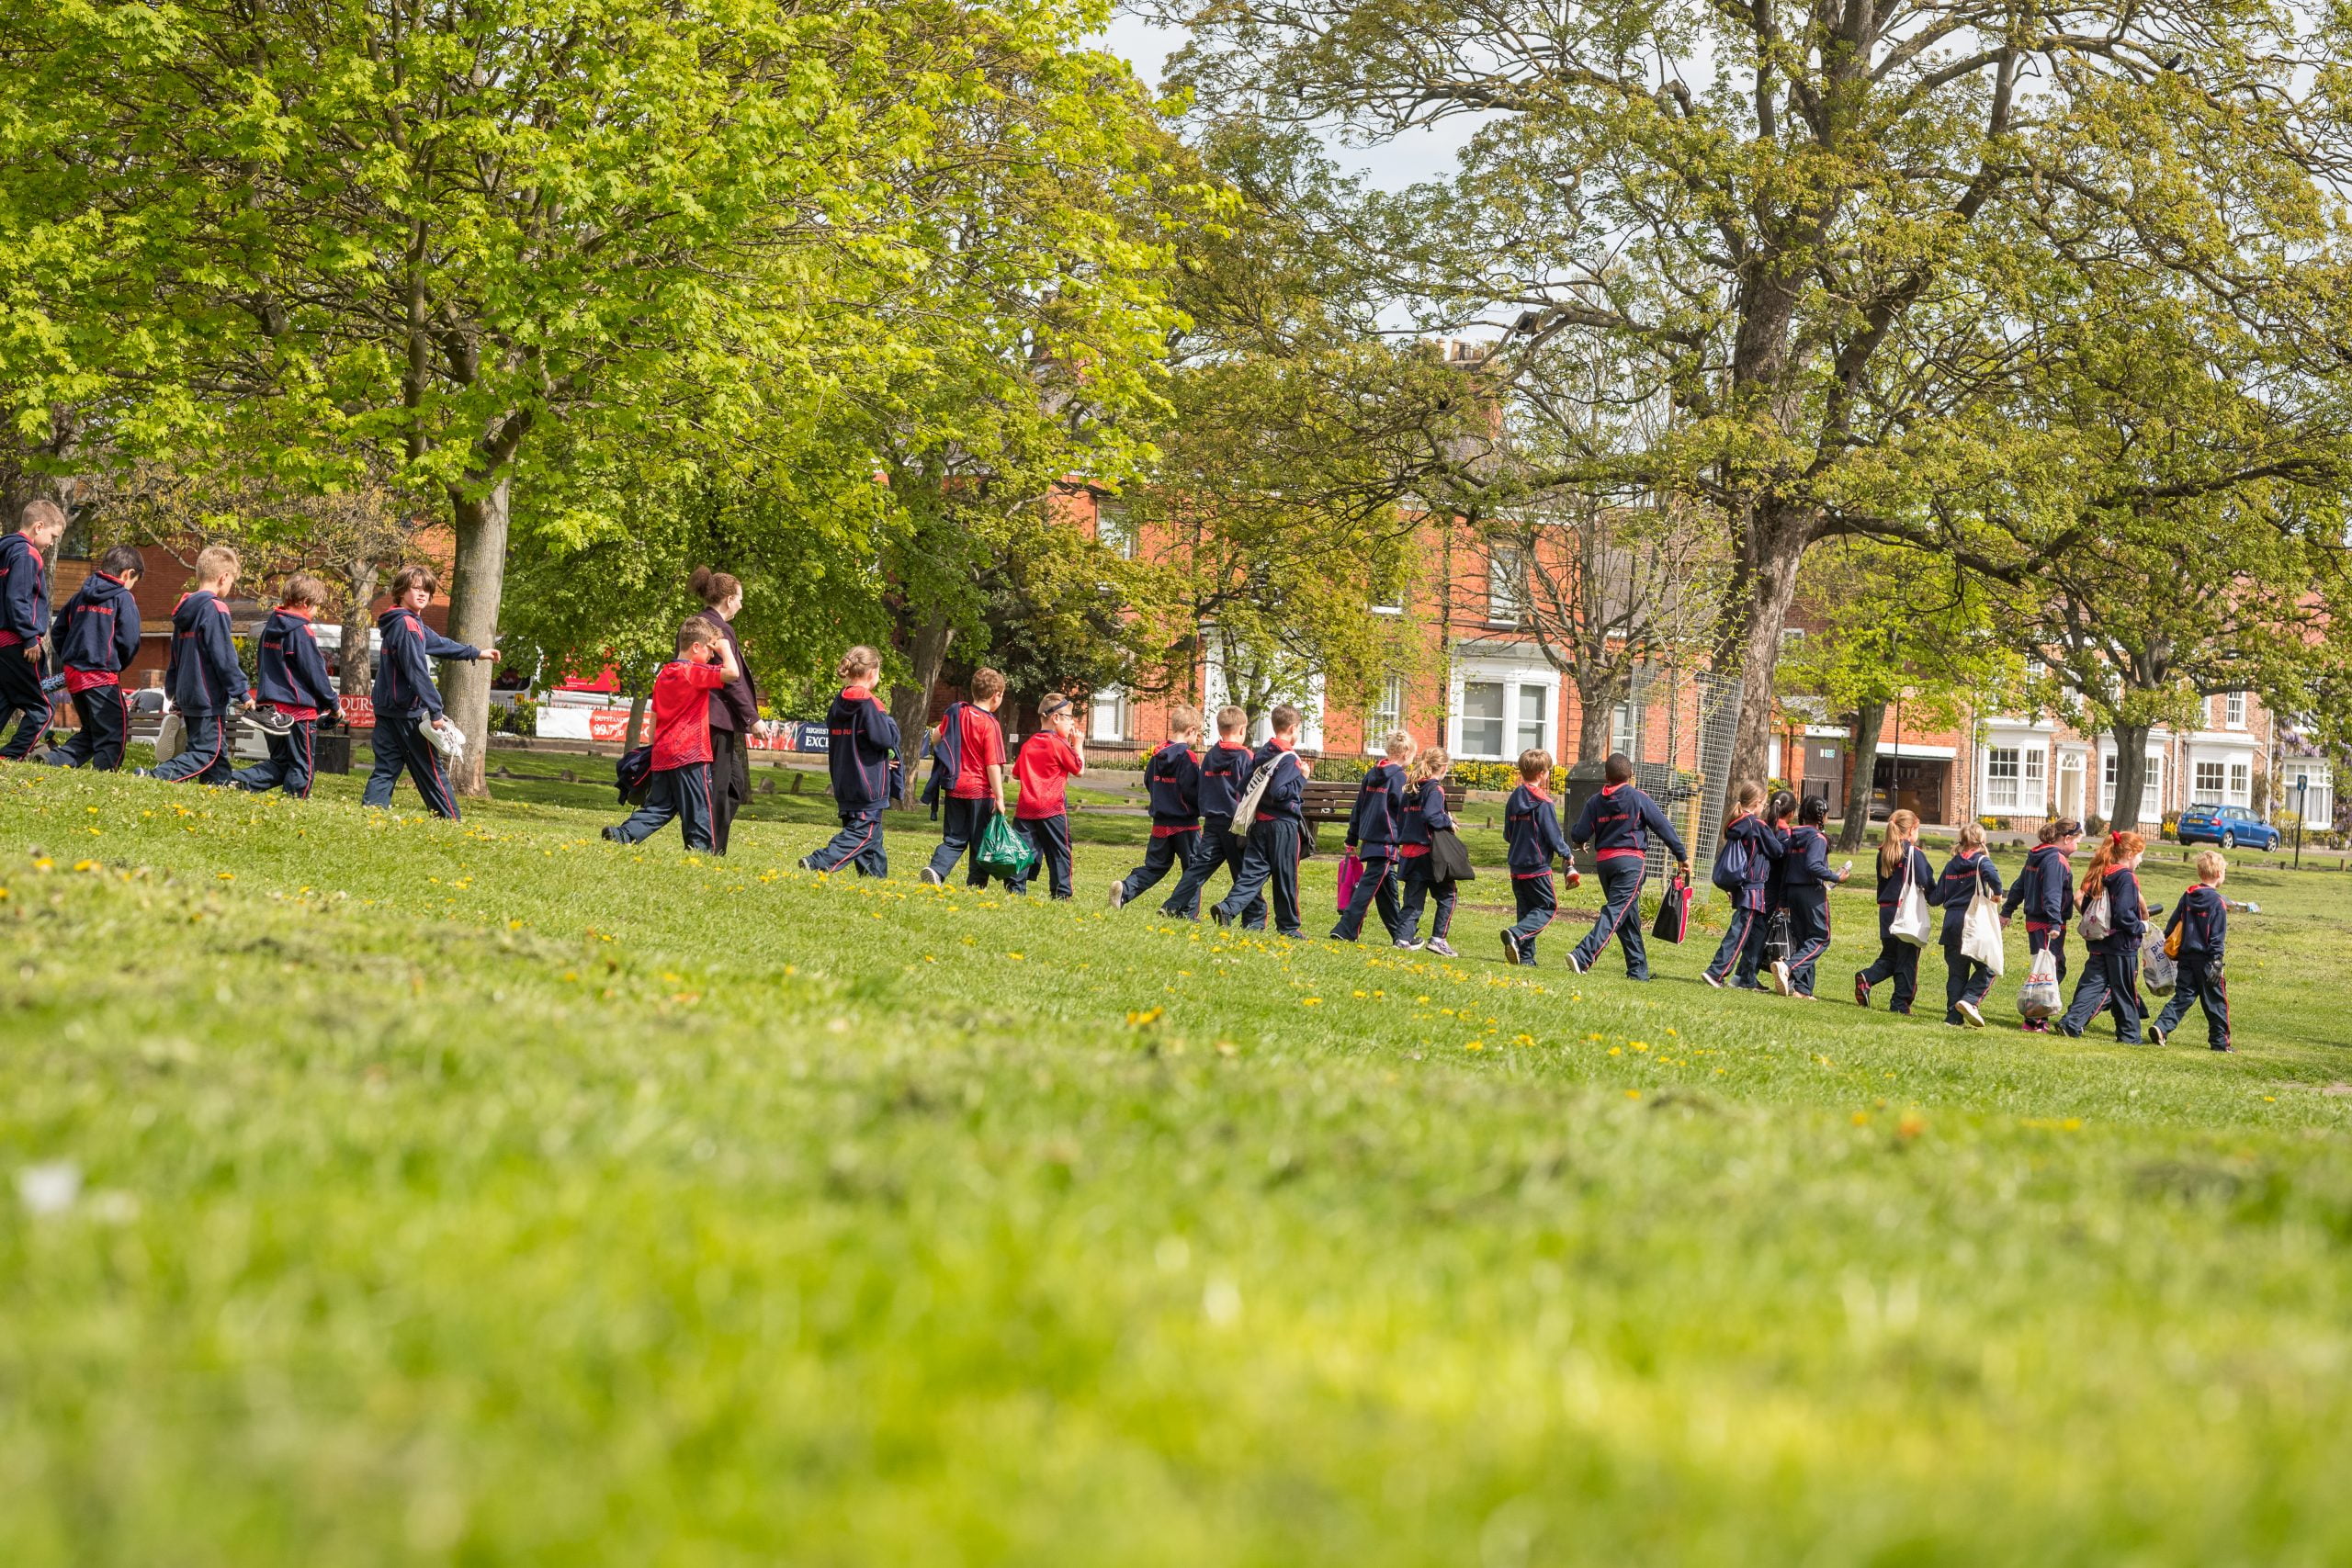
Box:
<box><xmin>601</xmin><ymin>825</ymin><xmax>625</xmax><ymax>842</ymax></box>
<box><xmin>2145</xmin><ymin>1024</ymin><xmax>2167</xmax><ymax>1047</ymax></box>
<box><xmin>1498</xmin><ymin>931</ymin><xmax>1520</xmax><ymax>966</ymax></box>
<box><xmin>1210</xmin><ymin>905</ymin><xmax>1232</xmax><ymax>929</ymax></box>
<box><xmin>2211</xmin><ymin>1042</ymin><xmax>2235</xmax><ymax>1053</ymax></box>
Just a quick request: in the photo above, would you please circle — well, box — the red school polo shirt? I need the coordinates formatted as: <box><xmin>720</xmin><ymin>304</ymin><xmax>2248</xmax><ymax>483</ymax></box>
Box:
<box><xmin>948</xmin><ymin>704</ymin><xmax>1006</xmax><ymax>799</ymax></box>
<box><xmin>1014</xmin><ymin>730</ymin><xmax>1085</xmax><ymax>819</ymax></box>
<box><xmin>649</xmin><ymin>658</ymin><xmax>727</xmax><ymax>769</ymax></box>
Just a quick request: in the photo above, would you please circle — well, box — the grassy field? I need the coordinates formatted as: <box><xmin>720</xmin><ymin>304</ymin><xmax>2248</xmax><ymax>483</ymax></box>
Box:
<box><xmin>4</xmin><ymin>756</ymin><xmax>2350</xmax><ymax>1565</ymax></box>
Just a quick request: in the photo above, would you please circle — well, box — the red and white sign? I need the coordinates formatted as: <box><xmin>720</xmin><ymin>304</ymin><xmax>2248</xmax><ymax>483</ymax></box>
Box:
<box><xmin>588</xmin><ymin>709</ymin><xmax>631</xmax><ymax>742</ymax></box>
<box><xmin>341</xmin><ymin>694</ymin><xmax>375</xmax><ymax>728</ymax></box>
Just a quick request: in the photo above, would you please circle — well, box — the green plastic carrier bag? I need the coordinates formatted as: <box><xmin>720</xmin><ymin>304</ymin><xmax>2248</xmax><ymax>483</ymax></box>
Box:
<box><xmin>977</xmin><ymin>812</ymin><xmax>1039</xmax><ymax>880</ymax></box>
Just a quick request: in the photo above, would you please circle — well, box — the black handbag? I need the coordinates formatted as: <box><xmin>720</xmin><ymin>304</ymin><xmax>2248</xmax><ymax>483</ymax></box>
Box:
<box><xmin>1430</xmin><ymin>828</ymin><xmax>1476</xmax><ymax>883</ymax></box>
<box><xmin>1651</xmin><ymin>873</ymin><xmax>1690</xmax><ymax>943</ymax></box>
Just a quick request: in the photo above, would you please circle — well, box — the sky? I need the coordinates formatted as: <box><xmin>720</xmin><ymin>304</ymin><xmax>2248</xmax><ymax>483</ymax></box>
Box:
<box><xmin>1096</xmin><ymin>13</ymin><xmax>1484</xmax><ymax>194</ymax></box>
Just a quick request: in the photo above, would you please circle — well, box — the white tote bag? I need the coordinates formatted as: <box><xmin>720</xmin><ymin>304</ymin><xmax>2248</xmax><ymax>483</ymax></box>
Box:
<box><xmin>1889</xmin><ymin>858</ymin><xmax>1932</xmax><ymax>947</ymax></box>
<box><xmin>1960</xmin><ymin>886</ymin><xmax>2005</xmax><ymax>976</ymax></box>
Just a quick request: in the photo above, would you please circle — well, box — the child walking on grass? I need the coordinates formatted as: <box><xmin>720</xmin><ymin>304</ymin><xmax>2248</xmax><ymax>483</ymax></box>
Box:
<box><xmin>1855</xmin><ymin>808</ymin><xmax>1934</xmax><ymax>1014</ymax></box>
<box><xmin>0</xmin><ymin>499</ymin><xmax>65</xmax><ymax>763</ymax></box>
<box><xmin>603</xmin><ymin>617</ymin><xmax>740</xmax><ymax>851</ymax></box>
<box><xmin>1704</xmin><ymin>781</ymin><xmax>1783</xmax><ymax>990</ymax></box>
<box><xmin>2151</xmin><ymin>851</ymin><xmax>2233</xmax><ymax>1052</ymax></box>
<box><xmin>45</xmin><ymin>544</ymin><xmax>143</xmax><ymax>773</ymax></box>
<box><xmin>2003</xmin><ymin>816</ymin><xmax>2080</xmax><ymax>1032</ymax></box>
<box><xmin>1498</xmin><ymin>750</ymin><xmax>1571</xmax><ymax>966</ymax></box>
<box><xmin>1770</xmin><ymin>795</ymin><xmax>1849</xmax><ymax>998</ymax></box>
<box><xmin>921</xmin><ymin>667</ymin><xmax>1009</xmax><ymax>887</ymax></box>
<box><xmin>1331</xmin><ymin>729</ymin><xmax>1412</xmax><ymax>943</ymax></box>
<box><xmin>1170</xmin><ymin>705</ymin><xmax>1263</xmax><ymax>929</ymax></box>
<box><xmin>1929</xmin><ymin>821</ymin><xmax>2004</xmax><ymax>1027</ymax></box>
<box><xmin>363</xmin><ymin>565</ymin><xmax>498</xmax><ymax>818</ymax></box>
<box><xmin>1394</xmin><ymin>746</ymin><xmax>1459</xmax><ymax>956</ymax></box>
<box><xmin>146</xmin><ymin>545</ymin><xmax>253</xmax><ymax>784</ymax></box>
<box><xmin>801</xmin><ymin>645</ymin><xmax>899</xmax><ymax>877</ymax></box>
<box><xmin>1566</xmin><ymin>751</ymin><xmax>1690</xmax><ymax>980</ymax></box>
<box><xmin>1011</xmin><ymin>694</ymin><xmax>1085</xmax><ymax>898</ymax></box>
<box><xmin>2056</xmin><ymin>829</ymin><xmax>2156</xmax><ymax>1043</ymax></box>
<box><xmin>1111</xmin><ymin>706</ymin><xmax>1202</xmax><ymax>915</ymax></box>
<box><xmin>1210</xmin><ymin>704</ymin><xmax>1306</xmax><ymax>939</ymax></box>
<box><xmin>231</xmin><ymin>573</ymin><xmax>340</xmax><ymax>798</ymax></box>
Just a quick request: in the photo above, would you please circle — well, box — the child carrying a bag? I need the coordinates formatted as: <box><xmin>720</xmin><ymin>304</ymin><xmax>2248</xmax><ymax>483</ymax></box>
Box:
<box><xmin>1855</xmin><ymin>809</ymin><xmax>1935</xmax><ymax>1015</ymax></box>
<box><xmin>1928</xmin><ymin>822</ymin><xmax>2005</xmax><ymax>1028</ymax></box>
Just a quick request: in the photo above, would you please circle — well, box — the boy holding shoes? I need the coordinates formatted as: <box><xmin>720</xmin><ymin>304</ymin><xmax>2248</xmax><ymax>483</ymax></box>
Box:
<box><xmin>147</xmin><ymin>545</ymin><xmax>254</xmax><ymax>784</ymax></box>
<box><xmin>46</xmin><ymin>544</ymin><xmax>143</xmax><ymax>772</ymax></box>
<box><xmin>364</xmin><ymin>565</ymin><xmax>498</xmax><ymax>818</ymax></box>
<box><xmin>604</xmin><ymin>616</ymin><xmax>740</xmax><ymax>850</ymax></box>
<box><xmin>232</xmin><ymin>574</ymin><xmax>340</xmax><ymax>797</ymax></box>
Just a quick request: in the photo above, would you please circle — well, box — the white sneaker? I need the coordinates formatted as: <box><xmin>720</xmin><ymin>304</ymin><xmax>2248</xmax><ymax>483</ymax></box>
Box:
<box><xmin>1428</xmin><ymin>939</ymin><xmax>1457</xmax><ymax>958</ymax></box>
<box><xmin>921</xmin><ymin>866</ymin><xmax>944</xmax><ymax>886</ymax></box>
<box><xmin>1566</xmin><ymin>951</ymin><xmax>1587</xmax><ymax>975</ymax></box>
<box><xmin>1956</xmin><ymin>998</ymin><xmax>1984</xmax><ymax>1028</ymax></box>
<box><xmin>1770</xmin><ymin>960</ymin><xmax>1791</xmax><ymax>997</ymax></box>
<box><xmin>1702</xmin><ymin>971</ymin><xmax>1725</xmax><ymax>989</ymax></box>
<box><xmin>1395</xmin><ymin>938</ymin><xmax>1425</xmax><ymax>951</ymax></box>
<box><xmin>1107</xmin><ymin>883</ymin><xmax>1125</xmax><ymax>909</ymax></box>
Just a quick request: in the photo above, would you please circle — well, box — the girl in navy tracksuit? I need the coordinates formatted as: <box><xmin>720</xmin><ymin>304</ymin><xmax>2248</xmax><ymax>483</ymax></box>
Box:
<box><xmin>2058</xmin><ymin>830</ymin><xmax>2158</xmax><ymax>1043</ymax></box>
<box><xmin>1856</xmin><ymin>808</ymin><xmax>1934</xmax><ymax>1013</ymax></box>
<box><xmin>363</xmin><ymin>565</ymin><xmax>496</xmax><ymax>817</ymax></box>
<box><xmin>1395</xmin><ymin>746</ymin><xmax>1459</xmax><ymax>955</ymax></box>
<box><xmin>230</xmin><ymin>574</ymin><xmax>341</xmax><ymax>796</ymax></box>
<box><xmin>1704</xmin><ymin>782</ymin><xmax>1784</xmax><ymax>989</ymax></box>
<box><xmin>1112</xmin><ymin>707</ymin><xmax>1204</xmax><ymax>915</ymax></box>
<box><xmin>46</xmin><ymin>545</ymin><xmax>143</xmax><ymax>771</ymax></box>
<box><xmin>802</xmin><ymin>645</ymin><xmax>899</xmax><ymax>876</ymax></box>
<box><xmin>1331</xmin><ymin>733</ymin><xmax>1412</xmax><ymax>942</ymax></box>
<box><xmin>1928</xmin><ymin>822</ymin><xmax>2004</xmax><ymax>1026</ymax></box>
<box><xmin>2153</xmin><ymin>851</ymin><xmax>2233</xmax><ymax>1051</ymax></box>
<box><xmin>1499</xmin><ymin>750</ymin><xmax>1572</xmax><ymax>965</ymax></box>
<box><xmin>2001</xmin><ymin>818</ymin><xmax>2079</xmax><ymax>1030</ymax></box>
<box><xmin>1773</xmin><ymin>795</ymin><xmax>1849</xmax><ymax>998</ymax></box>
<box><xmin>1566</xmin><ymin>753</ymin><xmax>1690</xmax><ymax>979</ymax></box>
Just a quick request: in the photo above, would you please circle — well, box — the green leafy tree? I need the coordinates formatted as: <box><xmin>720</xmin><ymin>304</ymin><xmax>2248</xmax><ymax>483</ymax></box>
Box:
<box><xmin>1159</xmin><ymin>0</ymin><xmax>2352</xmax><ymax>782</ymax></box>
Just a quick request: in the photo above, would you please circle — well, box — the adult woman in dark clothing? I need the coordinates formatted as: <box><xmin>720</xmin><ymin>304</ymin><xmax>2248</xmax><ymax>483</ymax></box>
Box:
<box><xmin>690</xmin><ymin>566</ymin><xmax>758</xmax><ymax>853</ymax></box>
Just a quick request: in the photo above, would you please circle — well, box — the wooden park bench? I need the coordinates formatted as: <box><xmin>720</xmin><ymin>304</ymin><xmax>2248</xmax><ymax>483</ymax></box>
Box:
<box><xmin>1298</xmin><ymin>777</ymin><xmax>1468</xmax><ymax>855</ymax></box>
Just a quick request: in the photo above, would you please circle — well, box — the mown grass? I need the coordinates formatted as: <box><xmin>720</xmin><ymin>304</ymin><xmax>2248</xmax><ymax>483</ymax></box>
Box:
<box><xmin>3</xmin><ymin>760</ymin><xmax>2350</xmax><ymax>1565</ymax></box>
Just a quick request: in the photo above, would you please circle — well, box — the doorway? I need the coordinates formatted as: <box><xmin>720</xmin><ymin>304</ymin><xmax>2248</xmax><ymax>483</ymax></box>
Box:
<box><xmin>1804</xmin><ymin>739</ymin><xmax>1845</xmax><ymax>819</ymax></box>
<box><xmin>2057</xmin><ymin>750</ymin><xmax>2086</xmax><ymax>821</ymax></box>
<box><xmin>1871</xmin><ymin>756</ymin><xmax>1951</xmax><ymax>823</ymax></box>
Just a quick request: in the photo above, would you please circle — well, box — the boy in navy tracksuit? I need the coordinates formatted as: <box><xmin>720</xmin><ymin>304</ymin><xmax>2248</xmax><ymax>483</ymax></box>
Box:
<box><xmin>1170</xmin><ymin>705</ymin><xmax>1263</xmax><ymax>929</ymax></box>
<box><xmin>1856</xmin><ymin>810</ymin><xmax>1935</xmax><ymax>1013</ymax></box>
<box><xmin>1111</xmin><ymin>706</ymin><xmax>1204</xmax><ymax>915</ymax></box>
<box><xmin>1331</xmin><ymin>731</ymin><xmax>1413</xmax><ymax>942</ymax></box>
<box><xmin>604</xmin><ymin>616</ymin><xmax>740</xmax><ymax>850</ymax></box>
<box><xmin>2059</xmin><ymin>832</ymin><xmax>2158</xmax><ymax>1042</ymax></box>
<box><xmin>363</xmin><ymin>564</ymin><xmax>497</xmax><ymax>817</ymax></box>
<box><xmin>1395</xmin><ymin>747</ymin><xmax>1458</xmax><ymax>955</ymax></box>
<box><xmin>1703</xmin><ymin>783</ymin><xmax>1784</xmax><ymax>988</ymax></box>
<box><xmin>2152</xmin><ymin>851</ymin><xmax>2233</xmax><ymax>1051</ymax></box>
<box><xmin>1928</xmin><ymin>823</ymin><xmax>2004</xmax><ymax>1026</ymax></box>
<box><xmin>1567</xmin><ymin>751</ymin><xmax>1690</xmax><ymax>978</ymax></box>
<box><xmin>148</xmin><ymin>546</ymin><xmax>252</xmax><ymax>784</ymax></box>
<box><xmin>1772</xmin><ymin>795</ymin><xmax>1849</xmax><ymax>997</ymax></box>
<box><xmin>45</xmin><ymin>545</ymin><xmax>143</xmax><ymax>772</ymax></box>
<box><xmin>1499</xmin><ymin>749</ymin><xmax>1572</xmax><ymax>965</ymax></box>
<box><xmin>2002</xmin><ymin>818</ymin><xmax>2079</xmax><ymax>1030</ymax></box>
<box><xmin>1211</xmin><ymin>703</ymin><xmax>1306</xmax><ymax>938</ymax></box>
<box><xmin>802</xmin><ymin>644</ymin><xmax>899</xmax><ymax>876</ymax></box>
<box><xmin>0</xmin><ymin>500</ymin><xmax>66</xmax><ymax>762</ymax></box>
<box><xmin>231</xmin><ymin>574</ymin><xmax>340</xmax><ymax>796</ymax></box>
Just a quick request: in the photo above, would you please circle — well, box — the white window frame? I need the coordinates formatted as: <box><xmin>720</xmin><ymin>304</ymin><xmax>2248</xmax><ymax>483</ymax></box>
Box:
<box><xmin>2022</xmin><ymin>746</ymin><xmax>2046</xmax><ymax>813</ymax></box>
<box><xmin>1515</xmin><ymin>683</ymin><xmax>1549</xmax><ymax>756</ymax></box>
<box><xmin>1365</xmin><ymin>675</ymin><xmax>1405</xmax><ymax>753</ymax></box>
<box><xmin>1611</xmin><ymin>699</ymin><xmax>1637</xmax><ymax>757</ymax></box>
<box><xmin>2223</xmin><ymin>692</ymin><xmax>2246</xmax><ymax>730</ymax></box>
<box><xmin>1089</xmin><ymin>687</ymin><xmax>1128</xmax><ymax>744</ymax></box>
<box><xmin>2227</xmin><ymin>760</ymin><xmax>2250</xmax><ymax>806</ymax></box>
<box><xmin>2193</xmin><ymin>760</ymin><xmax>2225</xmax><ymax>805</ymax></box>
<box><xmin>1985</xmin><ymin>746</ymin><xmax>2020</xmax><ymax>812</ymax></box>
<box><xmin>1095</xmin><ymin>501</ymin><xmax>1136</xmax><ymax>560</ymax></box>
<box><xmin>1458</xmin><ymin>680</ymin><xmax>1507</xmax><ymax>759</ymax></box>
<box><xmin>1448</xmin><ymin>661</ymin><xmax>1556</xmax><ymax>762</ymax></box>
<box><xmin>1486</xmin><ymin>545</ymin><xmax>1526</xmax><ymax>626</ymax></box>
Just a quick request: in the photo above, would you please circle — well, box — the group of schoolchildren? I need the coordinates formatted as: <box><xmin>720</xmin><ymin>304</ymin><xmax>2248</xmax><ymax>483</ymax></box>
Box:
<box><xmin>0</xmin><ymin>502</ymin><xmax>497</xmax><ymax>815</ymax></box>
<box><xmin>1696</xmin><ymin>788</ymin><xmax>2235</xmax><ymax>1049</ymax></box>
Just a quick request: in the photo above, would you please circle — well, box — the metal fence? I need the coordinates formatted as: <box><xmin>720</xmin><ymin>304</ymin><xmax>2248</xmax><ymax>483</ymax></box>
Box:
<box><xmin>1610</xmin><ymin>664</ymin><xmax>1742</xmax><ymax>889</ymax></box>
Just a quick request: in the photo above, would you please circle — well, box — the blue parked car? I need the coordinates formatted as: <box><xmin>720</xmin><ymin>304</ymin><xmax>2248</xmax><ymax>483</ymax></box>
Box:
<box><xmin>2176</xmin><ymin>803</ymin><xmax>2280</xmax><ymax>851</ymax></box>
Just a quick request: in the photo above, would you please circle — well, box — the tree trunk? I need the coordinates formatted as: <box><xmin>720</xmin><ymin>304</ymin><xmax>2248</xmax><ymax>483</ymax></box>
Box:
<box><xmin>1575</xmin><ymin>675</ymin><xmax>1615</xmax><ymax>761</ymax></box>
<box><xmin>441</xmin><ymin>475</ymin><xmax>511</xmax><ymax>796</ymax></box>
<box><xmin>1837</xmin><ymin>698</ymin><xmax>1887</xmax><ymax>852</ymax></box>
<box><xmin>2108</xmin><ymin>723</ymin><xmax>2153</xmax><ymax>832</ymax></box>
<box><xmin>626</xmin><ymin>691</ymin><xmax>650</xmax><ymax>749</ymax></box>
<box><xmin>888</xmin><ymin>613</ymin><xmax>956</xmax><ymax>808</ymax></box>
<box><xmin>339</xmin><ymin>559</ymin><xmax>379</xmax><ymax>696</ymax></box>
<box><xmin>1727</xmin><ymin>507</ymin><xmax>1812</xmax><ymax>788</ymax></box>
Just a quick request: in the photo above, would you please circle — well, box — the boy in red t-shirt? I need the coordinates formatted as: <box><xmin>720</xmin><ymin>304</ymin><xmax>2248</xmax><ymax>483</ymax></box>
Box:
<box><xmin>1011</xmin><ymin>694</ymin><xmax>1087</xmax><ymax>897</ymax></box>
<box><xmin>921</xmin><ymin>666</ymin><xmax>1011</xmax><ymax>886</ymax></box>
<box><xmin>604</xmin><ymin>616</ymin><xmax>741</xmax><ymax>851</ymax></box>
